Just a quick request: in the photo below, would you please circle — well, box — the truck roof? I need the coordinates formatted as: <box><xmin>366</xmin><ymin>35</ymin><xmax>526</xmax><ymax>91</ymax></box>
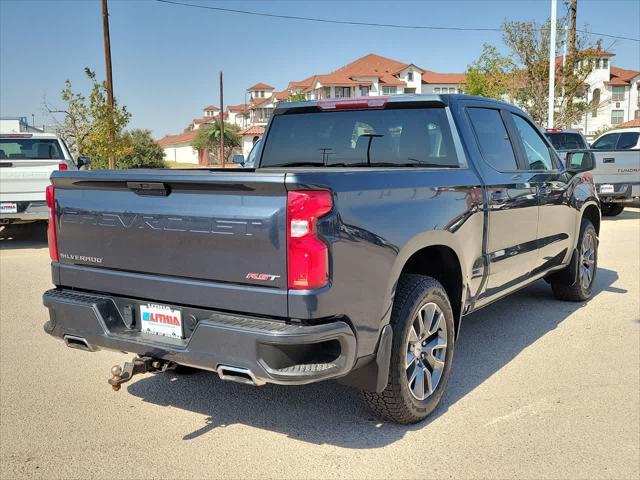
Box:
<box><xmin>0</xmin><ymin>132</ymin><xmax>60</xmax><ymax>139</ymax></box>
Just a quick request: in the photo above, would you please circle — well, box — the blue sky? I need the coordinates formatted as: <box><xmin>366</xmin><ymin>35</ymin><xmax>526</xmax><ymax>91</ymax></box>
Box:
<box><xmin>1</xmin><ymin>0</ymin><xmax>639</xmax><ymax>138</ymax></box>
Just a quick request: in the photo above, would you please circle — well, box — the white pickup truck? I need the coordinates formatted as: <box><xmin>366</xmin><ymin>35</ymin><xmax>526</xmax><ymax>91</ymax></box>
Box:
<box><xmin>590</xmin><ymin>127</ymin><xmax>640</xmax><ymax>216</ymax></box>
<box><xmin>0</xmin><ymin>133</ymin><xmax>85</xmax><ymax>224</ymax></box>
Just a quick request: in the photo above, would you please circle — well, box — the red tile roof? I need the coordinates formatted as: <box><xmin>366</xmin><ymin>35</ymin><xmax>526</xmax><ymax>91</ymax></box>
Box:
<box><xmin>607</xmin><ymin>66</ymin><xmax>640</xmax><ymax>86</ymax></box>
<box><xmin>615</xmin><ymin>118</ymin><xmax>640</xmax><ymax>129</ymax></box>
<box><xmin>227</xmin><ymin>104</ymin><xmax>248</xmax><ymax>113</ymax></box>
<box><xmin>156</xmin><ymin>130</ymin><xmax>198</xmax><ymax>147</ymax></box>
<box><xmin>333</xmin><ymin>53</ymin><xmax>409</xmax><ymax>77</ymax></box>
<box><xmin>379</xmin><ymin>74</ymin><xmax>406</xmax><ymax>86</ymax></box>
<box><xmin>202</xmin><ymin>105</ymin><xmax>219</xmax><ymax>111</ymax></box>
<box><xmin>239</xmin><ymin>126</ymin><xmax>265</xmax><ymax>136</ymax></box>
<box><xmin>274</xmin><ymin>90</ymin><xmax>291</xmax><ymax>101</ymax></box>
<box><xmin>421</xmin><ymin>71</ymin><xmax>467</xmax><ymax>84</ymax></box>
<box><xmin>288</xmin><ymin>75</ymin><xmax>317</xmax><ymax>90</ymax></box>
<box><xmin>250</xmin><ymin>97</ymin><xmax>271</xmax><ymax>106</ymax></box>
<box><xmin>247</xmin><ymin>82</ymin><xmax>274</xmax><ymax>91</ymax></box>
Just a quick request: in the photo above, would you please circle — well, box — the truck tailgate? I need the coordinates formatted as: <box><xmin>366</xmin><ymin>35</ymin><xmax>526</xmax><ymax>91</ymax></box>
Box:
<box><xmin>51</xmin><ymin>169</ymin><xmax>289</xmax><ymax>315</ymax></box>
<box><xmin>0</xmin><ymin>160</ymin><xmax>60</xmax><ymax>202</ymax></box>
<box><xmin>592</xmin><ymin>150</ymin><xmax>640</xmax><ymax>185</ymax></box>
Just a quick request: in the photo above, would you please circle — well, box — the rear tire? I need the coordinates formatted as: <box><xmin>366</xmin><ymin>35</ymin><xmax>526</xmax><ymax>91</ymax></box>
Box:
<box><xmin>362</xmin><ymin>274</ymin><xmax>455</xmax><ymax>424</ymax></box>
<box><xmin>550</xmin><ymin>219</ymin><xmax>598</xmax><ymax>302</ymax></box>
<box><xmin>601</xmin><ymin>204</ymin><xmax>624</xmax><ymax>217</ymax></box>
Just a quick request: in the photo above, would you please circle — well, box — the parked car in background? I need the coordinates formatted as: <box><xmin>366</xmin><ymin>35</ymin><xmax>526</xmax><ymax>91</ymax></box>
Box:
<box><xmin>43</xmin><ymin>95</ymin><xmax>600</xmax><ymax>424</ymax></box>
<box><xmin>590</xmin><ymin>127</ymin><xmax>640</xmax><ymax>216</ymax></box>
<box><xmin>0</xmin><ymin>133</ymin><xmax>87</xmax><ymax>224</ymax></box>
<box><xmin>544</xmin><ymin>128</ymin><xmax>589</xmax><ymax>160</ymax></box>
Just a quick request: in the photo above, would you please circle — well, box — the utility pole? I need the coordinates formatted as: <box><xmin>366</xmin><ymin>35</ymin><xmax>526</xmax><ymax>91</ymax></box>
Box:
<box><xmin>569</xmin><ymin>0</ymin><xmax>577</xmax><ymax>57</ymax></box>
<box><xmin>102</xmin><ymin>0</ymin><xmax>116</xmax><ymax>169</ymax></box>
<box><xmin>548</xmin><ymin>0</ymin><xmax>557</xmax><ymax>128</ymax></box>
<box><xmin>219</xmin><ymin>71</ymin><xmax>225</xmax><ymax>167</ymax></box>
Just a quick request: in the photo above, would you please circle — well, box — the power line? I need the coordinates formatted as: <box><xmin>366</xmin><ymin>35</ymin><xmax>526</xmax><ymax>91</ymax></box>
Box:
<box><xmin>153</xmin><ymin>0</ymin><xmax>640</xmax><ymax>42</ymax></box>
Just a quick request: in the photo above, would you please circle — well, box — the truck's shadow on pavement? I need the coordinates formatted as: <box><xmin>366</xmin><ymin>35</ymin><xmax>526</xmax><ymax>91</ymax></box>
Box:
<box><xmin>0</xmin><ymin>223</ymin><xmax>47</xmax><ymax>250</ymax></box>
<box><xmin>128</xmin><ymin>267</ymin><xmax>623</xmax><ymax>448</ymax></box>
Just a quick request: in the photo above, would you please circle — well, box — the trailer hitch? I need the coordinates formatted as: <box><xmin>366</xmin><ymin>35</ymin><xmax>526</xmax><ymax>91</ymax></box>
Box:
<box><xmin>108</xmin><ymin>356</ymin><xmax>175</xmax><ymax>391</ymax></box>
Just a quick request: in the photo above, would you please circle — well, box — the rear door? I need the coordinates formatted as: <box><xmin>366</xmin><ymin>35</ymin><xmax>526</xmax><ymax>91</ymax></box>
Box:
<box><xmin>508</xmin><ymin>113</ymin><xmax>576</xmax><ymax>274</ymax></box>
<box><xmin>465</xmin><ymin>104</ymin><xmax>539</xmax><ymax>300</ymax></box>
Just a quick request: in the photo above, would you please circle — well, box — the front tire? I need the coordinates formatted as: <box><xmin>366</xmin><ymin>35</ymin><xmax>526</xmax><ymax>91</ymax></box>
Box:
<box><xmin>362</xmin><ymin>274</ymin><xmax>455</xmax><ymax>424</ymax></box>
<box><xmin>601</xmin><ymin>204</ymin><xmax>624</xmax><ymax>217</ymax></box>
<box><xmin>550</xmin><ymin>219</ymin><xmax>598</xmax><ymax>302</ymax></box>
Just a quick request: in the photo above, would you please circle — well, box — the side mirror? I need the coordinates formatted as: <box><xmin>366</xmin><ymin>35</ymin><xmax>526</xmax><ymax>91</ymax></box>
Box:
<box><xmin>232</xmin><ymin>154</ymin><xmax>245</xmax><ymax>166</ymax></box>
<box><xmin>76</xmin><ymin>156</ymin><xmax>90</xmax><ymax>169</ymax></box>
<box><xmin>565</xmin><ymin>150</ymin><xmax>595</xmax><ymax>174</ymax></box>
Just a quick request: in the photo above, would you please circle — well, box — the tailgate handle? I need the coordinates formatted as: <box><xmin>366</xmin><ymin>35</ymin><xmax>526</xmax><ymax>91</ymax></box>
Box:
<box><xmin>126</xmin><ymin>181</ymin><xmax>170</xmax><ymax>196</ymax></box>
<box><xmin>0</xmin><ymin>162</ymin><xmax>12</xmax><ymax>168</ymax></box>
<box><xmin>603</xmin><ymin>157</ymin><xmax>615</xmax><ymax>163</ymax></box>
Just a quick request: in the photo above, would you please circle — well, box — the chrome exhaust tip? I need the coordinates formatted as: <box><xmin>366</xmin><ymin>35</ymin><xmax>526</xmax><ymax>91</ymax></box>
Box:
<box><xmin>63</xmin><ymin>334</ymin><xmax>94</xmax><ymax>352</ymax></box>
<box><xmin>216</xmin><ymin>365</ymin><xmax>265</xmax><ymax>386</ymax></box>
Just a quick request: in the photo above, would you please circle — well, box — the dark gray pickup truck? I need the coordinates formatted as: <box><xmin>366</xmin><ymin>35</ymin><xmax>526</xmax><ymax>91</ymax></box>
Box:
<box><xmin>43</xmin><ymin>95</ymin><xmax>600</xmax><ymax>424</ymax></box>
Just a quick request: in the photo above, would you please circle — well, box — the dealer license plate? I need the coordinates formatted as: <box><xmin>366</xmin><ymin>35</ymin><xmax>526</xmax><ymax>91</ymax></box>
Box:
<box><xmin>0</xmin><ymin>202</ymin><xmax>18</xmax><ymax>214</ymax></box>
<box><xmin>140</xmin><ymin>303</ymin><xmax>183</xmax><ymax>339</ymax></box>
<box><xmin>599</xmin><ymin>184</ymin><xmax>615</xmax><ymax>194</ymax></box>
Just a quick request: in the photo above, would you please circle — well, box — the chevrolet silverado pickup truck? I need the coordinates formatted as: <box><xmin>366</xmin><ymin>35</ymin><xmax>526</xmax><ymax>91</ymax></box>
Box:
<box><xmin>590</xmin><ymin>127</ymin><xmax>640</xmax><ymax>216</ymax></box>
<box><xmin>0</xmin><ymin>133</ymin><xmax>86</xmax><ymax>224</ymax></box>
<box><xmin>43</xmin><ymin>95</ymin><xmax>600</xmax><ymax>424</ymax></box>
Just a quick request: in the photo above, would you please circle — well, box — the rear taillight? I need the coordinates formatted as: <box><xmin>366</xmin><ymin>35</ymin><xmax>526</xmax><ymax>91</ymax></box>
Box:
<box><xmin>58</xmin><ymin>163</ymin><xmax>68</xmax><ymax>170</ymax></box>
<box><xmin>46</xmin><ymin>185</ymin><xmax>59</xmax><ymax>261</ymax></box>
<box><xmin>317</xmin><ymin>97</ymin><xmax>388</xmax><ymax>111</ymax></box>
<box><xmin>286</xmin><ymin>190</ymin><xmax>333</xmax><ymax>290</ymax></box>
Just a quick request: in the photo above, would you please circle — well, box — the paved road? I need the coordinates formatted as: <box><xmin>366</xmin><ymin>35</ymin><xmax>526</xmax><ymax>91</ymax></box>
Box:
<box><xmin>1</xmin><ymin>210</ymin><xmax>638</xmax><ymax>479</ymax></box>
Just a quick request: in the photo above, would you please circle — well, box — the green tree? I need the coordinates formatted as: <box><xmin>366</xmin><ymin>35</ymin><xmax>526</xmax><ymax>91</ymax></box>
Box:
<box><xmin>44</xmin><ymin>80</ymin><xmax>91</xmax><ymax>155</ymax></box>
<box><xmin>465</xmin><ymin>44</ymin><xmax>515</xmax><ymax>99</ymax></box>
<box><xmin>191</xmin><ymin>122</ymin><xmax>242</xmax><ymax>164</ymax></box>
<box><xmin>286</xmin><ymin>92</ymin><xmax>307</xmax><ymax>102</ymax></box>
<box><xmin>117</xmin><ymin>129</ymin><xmax>166</xmax><ymax>169</ymax></box>
<box><xmin>83</xmin><ymin>68</ymin><xmax>132</xmax><ymax>167</ymax></box>
<box><xmin>465</xmin><ymin>19</ymin><xmax>602</xmax><ymax>127</ymax></box>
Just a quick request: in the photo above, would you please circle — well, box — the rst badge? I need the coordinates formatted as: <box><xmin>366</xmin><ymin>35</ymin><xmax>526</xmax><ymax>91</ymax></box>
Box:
<box><xmin>246</xmin><ymin>273</ymin><xmax>281</xmax><ymax>281</ymax></box>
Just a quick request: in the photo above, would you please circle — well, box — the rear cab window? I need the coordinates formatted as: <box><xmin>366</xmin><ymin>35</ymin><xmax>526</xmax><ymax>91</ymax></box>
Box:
<box><xmin>0</xmin><ymin>138</ymin><xmax>64</xmax><ymax>160</ymax></box>
<box><xmin>616</xmin><ymin>132</ymin><xmax>639</xmax><ymax>149</ymax></box>
<box><xmin>544</xmin><ymin>132</ymin><xmax>588</xmax><ymax>150</ymax></box>
<box><xmin>260</xmin><ymin>107</ymin><xmax>460</xmax><ymax>168</ymax></box>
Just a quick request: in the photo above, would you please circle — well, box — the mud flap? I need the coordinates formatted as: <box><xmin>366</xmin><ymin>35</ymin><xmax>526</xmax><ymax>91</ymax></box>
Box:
<box><xmin>545</xmin><ymin>247</ymin><xmax>579</xmax><ymax>286</ymax></box>
<box><xmin>337</xmin><ymin>324</ymin><xmax>392</xmax><ymax>392</ymax></box>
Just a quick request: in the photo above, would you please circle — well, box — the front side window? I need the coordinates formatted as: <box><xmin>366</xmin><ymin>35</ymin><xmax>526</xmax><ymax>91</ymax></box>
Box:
<box><xmin>0</xmin><ymin>139</ymin><xmax>64</xmax><ymax>160</ymax></box>
<box><xmin>261</xmin><ymin>107</ymin><xmax>459</xmax><ymax>168</ymax></box>
<box><xmin>592</xmin><ymin>133</ymin><xmax>620</xmax><ymax>150</ymax></box>
<box><xmin>611</xmin><ymin>109</ymin><xmax>624</xmax><ymax>124</ymax></box>
<box><xmin>467</xmin><ymin>108</ymin><xmax>518</xmax><ymax>172</ymax></box>
<box><xmin>612</xmin><ymin>86</ymin><xmax>625</xmax><ymax>102</ymax></box>
<box><xmin>382</xmin><ymin>86</ymin><xmax>396</xmax><ymax>95</ymax></box>
<box><xmin>616</xmin><ymin>132</ymin><xmax>640</xmax><ymax>149</ymax></box>
<box><xmin>510</xmin><ymin>114</ymin><xmax>554</xmax><ymax>171</ymax></box>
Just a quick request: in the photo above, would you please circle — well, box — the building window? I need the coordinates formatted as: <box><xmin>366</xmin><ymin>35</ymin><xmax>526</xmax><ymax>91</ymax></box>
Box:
<box><xmin>360</xmin><ymin>86</ymin><xmax>370</xmax><ymax>96</ymax></box>
<box><xmin>407</xmin><ymin>71</ymin><xmax>414</xmax><ymax>81</ymax></box>
<box><xmin>612</xmin><ymin>86</ymin><xmax>625</xmax><ymax>101</ymax></box>
<box><xmin>591</xmin><ymin>88</ymin><xmax>600</xmax><ymax>118</ymax></box>
<box><xmin>449</xmin><ymin>87</ymin><xmax>456</xmax><ymax>93</ymax></box>
<box><xmin>335</xmin><ymin>87</ymin><xmax>351</xmax><ymax>98</ymax></box>
<box><xmin>611</xmin><ymin>110</ymin><xmax>624</xmax><ymax>125</ymax></box>
<box><xmin>382</xmin><ymin>86</ymin><xmax>396</xmax><ymax>95</ymax></box>
<box><xmin>602</xmin><ymin>58</ymin><xmax>609</xmax><ymax>68</ymax></box>
<box><xmin>635</xmin><ymin>109</ymin><xmax>640</xmax><ymax>119</ymax></box>
<box><xmin>595</xmin><ymin>59</ymin><xmax>601</xmax><ymax>69</ymax></box>
<box><xmin>434</xmin><ymin>88</ymin><xmax>441</xmax><ymax>93</ymax></box>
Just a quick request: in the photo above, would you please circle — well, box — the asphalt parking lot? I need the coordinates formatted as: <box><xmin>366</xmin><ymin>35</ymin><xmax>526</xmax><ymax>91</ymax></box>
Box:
<box><xmin>1</xmin><ymin>209</ymin><xmax>638</xmax><ymax>480</ymax></box>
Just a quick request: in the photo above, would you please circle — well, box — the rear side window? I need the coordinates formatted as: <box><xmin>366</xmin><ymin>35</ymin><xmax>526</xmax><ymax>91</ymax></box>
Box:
<box><xmin>0</xmin><ymin>139</ymin><xmax>64</xmax><ymax>160</ymax></box>
<box><xmin>511</xmin><ymin>114</ymin><xmax>554</xmax><ymax>171</ymax></box>
<box><xmin>616</xmin><ymin>132</ymin><xmax>639</xmax><ymax>149</ymax></box>
<box><xmin>545</xmin><ymin>132</ymin><xmax>587</xmax><ymax>150</ymax></box>
<box><xmin>592</xmin><ymin>133</ymin><xmax>620</xmax><ymax>150</ymax></box>
<box><xmin>260</xmin><ymin>108</ymin><xmax>459</xmax><ymax>168</ymax></box>
<box><xmin>467</xmin><ymin>108</ymin><xmax>518</xmax><ymax>171</ymax></box>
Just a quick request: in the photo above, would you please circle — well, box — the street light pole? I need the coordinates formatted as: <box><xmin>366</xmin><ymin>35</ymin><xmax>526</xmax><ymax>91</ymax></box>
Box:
<box><xmin>102</xmin><ymin>0</ymin><xmax>116</xmax><ymax>169</ymax></box>
<box><xmin>547</xmin><ymin>0</ymin><xmax>557</xmax><ymax>128</ymax></box>
<box><xmin>219</xmin><ymin>71</ymin><xmax>225</xmax><ymax>168</ymax></box>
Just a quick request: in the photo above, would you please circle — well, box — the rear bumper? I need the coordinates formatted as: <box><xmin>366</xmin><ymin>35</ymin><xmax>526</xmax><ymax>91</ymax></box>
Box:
<box><xmin>43</xmin><ymin>289</ymin><xmax>357</xmax><ymax>385</ymax></box>
<box><xmin>596</xmin><ymin>182</ymin><xmax>640</xmax><ymax>203</ymax></box>
<box><xmin>0</xmin><ymin>201</ymin><xmax>48</xmax><ymax>222</ymax></box>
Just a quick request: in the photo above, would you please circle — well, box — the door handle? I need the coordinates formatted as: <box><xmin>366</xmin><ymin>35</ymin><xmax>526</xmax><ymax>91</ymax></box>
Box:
<box><xmin>538</xmin><ymin>185</ymin><xmax>551</xmax><ymax>195</ymax></box>
<box><xmin>603</xmin><ymin>157</ymin><xmax>615</xmax><ymax>163</ymax></box>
